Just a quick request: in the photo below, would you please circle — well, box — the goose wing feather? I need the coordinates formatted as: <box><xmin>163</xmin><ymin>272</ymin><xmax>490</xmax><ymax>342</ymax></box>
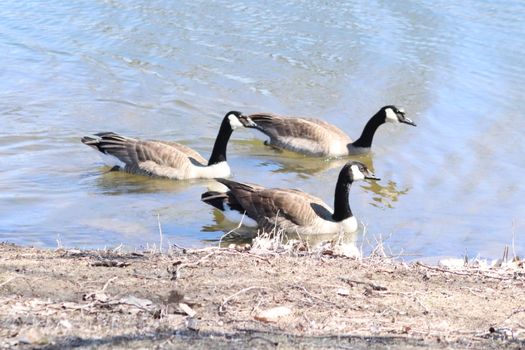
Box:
<box><xmin>248</xmin><ymin>113</ymin><xmax>351</xmax><ymax>154</ymax></box>
<box><xmin>217</xmin><ymin>179</ymin><xmax>333</xmax><ymax>232</ymax></box>
<box><xmin>82</xmin><ymin>133</ymin><xmax>207</xmax><ymax>176</ymax></box>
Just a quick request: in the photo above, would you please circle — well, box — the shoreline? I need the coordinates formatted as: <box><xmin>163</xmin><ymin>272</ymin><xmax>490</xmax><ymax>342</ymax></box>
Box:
<box><xmin>1</xmin><ymin>242</ymin><xmax>524</xmax><ymax>349</ymax></box>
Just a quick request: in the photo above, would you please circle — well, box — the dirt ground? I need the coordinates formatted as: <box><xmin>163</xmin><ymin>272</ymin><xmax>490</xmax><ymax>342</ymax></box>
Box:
<box><xmin>1</xmin><ymin>242</ymin><xmax>525</xmax><ymax>349</ymax></box>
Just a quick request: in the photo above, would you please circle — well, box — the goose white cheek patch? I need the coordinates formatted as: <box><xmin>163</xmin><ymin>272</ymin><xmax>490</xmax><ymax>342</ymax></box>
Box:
<box><xmin>350</xmin><ymin>165</ymin><xmax>365</xmax><ymax>180</ymax></box>
<box><xmin>228</xmin><ymin>115</ymin><xmax>244</xmax><ymax>129</ymax></box>
<box><xmin>385</xmin><ymin>108</ymin><xmax>399</xmax><ymax>123</ymax></box>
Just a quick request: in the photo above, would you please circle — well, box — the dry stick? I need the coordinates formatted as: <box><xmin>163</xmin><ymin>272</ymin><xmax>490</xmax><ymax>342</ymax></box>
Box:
<box><xmin>101</xmin><ymin>276</ymin><xmax>118</xmax><ymax>292</ymax></box>
<box><xmin>505</xmin><ymin>308</ymin><xmax>525</xmax><ymax>321</ymax></box>
<box><xmin>464</xmin><ymin>287</ymin><xmax>485</xmax><ymax>298</ymax></box>
<box><xmin>176</xmin><ymin>251</ymin><xmax>215</xmax><ymax>279</ymax></box>
<box><xmin>219</xmin><ymin>249</ymin><xmax>272</xmax><ymax>263</ymax></box>
<box><xmin>157</xmin><ymin>213</ymin><xmax>164</xmax><ymax>255</ymax></box>
<box><xmin>56</xmin><ymin>234</ymin><xmax>63</xmax><ymax>250</ymax></box>
<box><xmin>339</xmin><ymin>277</ymin><xmax>387</xmax><ymax>291</ymax></box>
<box><xmin>412</xmin><ymin>295</ymin><xmax>430</xmax><ymax>314</ymax></box>
<box><xmin>359</xmin><ymin>222</ymin><xmax>368</xmax><ymax>260</ymax></box>
<box><xmin>415</xmin><ymin>262</ymin><xmax>513</xmax><ymax>281</ymax></box>
<box><xmin>293</xmin><ymin>284</ymin><xmax>337</xmax><ymax>305</ymax></box>
<box><xmin>171</xmin><ymin>242</ymin><xmax>187</xmax><ymax>251</ymax></box>
<box><xmin>0</xmin><ymin>276</ymin><xmax>20</xmax><ymax>288</ymax></box>
<box><xmin>112</xmin><ymin>243</ymin><xmax>123</xmax><ymax>254</ymax></box>
<box><xmin>512</xmin><ymin>219</ymin><xmax>517</xmax><ymax>259</ymax></box>
<box><xmin>219</xmin><ymin>211</ymin><xmax>248</xmax><ymax>246</ymax></box>
<box><xmin>219</xmin><ymin>286</ymin><xmax>272</xmax><ymax>314</ymax></box>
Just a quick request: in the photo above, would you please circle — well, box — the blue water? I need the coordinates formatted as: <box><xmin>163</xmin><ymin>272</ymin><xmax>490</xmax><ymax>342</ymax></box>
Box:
<box><xmin>1</xmin><ymin>0</ymin><xmax>524</xmax><ymax>257</ymax></box>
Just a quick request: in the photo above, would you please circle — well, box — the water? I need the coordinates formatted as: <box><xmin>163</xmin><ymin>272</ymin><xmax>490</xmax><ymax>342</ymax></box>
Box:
<box><xmin>1</xmin><ymin>0</ymin><xmax>524</xmax><ymax>257</ymax></box>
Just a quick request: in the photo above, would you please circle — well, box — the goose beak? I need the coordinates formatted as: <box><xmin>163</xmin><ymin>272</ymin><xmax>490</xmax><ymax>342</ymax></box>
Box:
<box><xmin>399</xmin><ymin>114</ymin><xmax>416</xmax><ymax>126</ymax></box>
<box><xmin>365</xmin><ymin>175</ymin><xmax>381</xmax><ymax>181</ymax></box>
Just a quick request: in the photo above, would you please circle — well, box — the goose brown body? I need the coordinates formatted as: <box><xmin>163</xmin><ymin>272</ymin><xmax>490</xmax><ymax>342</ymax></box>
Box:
<box><xmin>245</xmin><ymin>114</ymin><xmax>352</xmax><ymax>156</ymax></box>
<box><xmin>81</xmin><ymin>111</ymin><xmax>244</xmax><ymax>180</ymax></box>
<box><xmin>202</xmin><ymin>161</ymin><xmax>379</xmax><ymax>235</ymax></box>
<box><xmin>239</xmin><ymin>106</ymin><xmax>416</xmax><ymax>157</ymax></box>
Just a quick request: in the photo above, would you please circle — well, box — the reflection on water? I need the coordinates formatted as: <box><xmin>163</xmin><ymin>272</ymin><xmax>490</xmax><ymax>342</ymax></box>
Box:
<box><xmin>234</xmin><ymin>140</ymin><xmax>410</xmax><ymax>209</ymax></box>
<box><xmin>364</xmin><ymin>181</ymin><xmax>410</xmax><ymax>209</ymax></box>
<box><xmin>93</xmin><ymin>167</ymin><xmax>214</xmax><ymax>195</ymax></box>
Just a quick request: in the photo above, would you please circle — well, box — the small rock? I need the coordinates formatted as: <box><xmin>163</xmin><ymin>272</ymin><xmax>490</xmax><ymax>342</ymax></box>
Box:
<box><xmin>118</xmin><ymin>295</ymin><xmax>154</xmax><ymax>309</ymax></box>
<box><xmin>83</xmin><ymin>292</ymin><xmax>109</xmax><ymax>303</ymax></box>
<box><xmin>59</xmin><ymin>319</ymin><xmax>72</xmax><ymax>329</ymax></box>
<box><xmin>18</xmin><ymin>329</ymin><xmax>48</xmax><ymax>345</ymax></box>
<box><xmin>186</xmin><ymin>317</ymin><xmax>199</xmax><ymax>331</ymax></box>
<box><xmin>254</xmin><ymin>306</ymin><xmax>292</xmax><ymax>323</ymax></box>
<box><xmin>179</xmin><ymin>302</ymin><xmax>196</xmax><ymax>317</ymax></box>
<box><xmin>336</xmin><ymin>288</ymin><xmax>350</xmax><ymax>296</ymax></box>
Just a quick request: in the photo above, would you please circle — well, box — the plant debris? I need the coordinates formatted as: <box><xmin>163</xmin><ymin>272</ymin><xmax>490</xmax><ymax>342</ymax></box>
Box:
<box><xmin>1</xmin><ymin>243</ymin><xmax>525</xmax><ymax>349</ymax></box>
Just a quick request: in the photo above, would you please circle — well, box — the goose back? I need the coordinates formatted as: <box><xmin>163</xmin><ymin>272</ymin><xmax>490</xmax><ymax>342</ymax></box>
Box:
<box><xmin>214</xmin><ymin>178</ymin><xmax>350</xmax><ymax>234</ymax></box>
<box><xmin>81</xmin><ymin>132</ymin><xmax>226</xmax><ymax>179</ymax></box>
<box><xmin>247</xmin><ymin>113</ymin><xmax>351</xmax><ymax>156</ymax></box>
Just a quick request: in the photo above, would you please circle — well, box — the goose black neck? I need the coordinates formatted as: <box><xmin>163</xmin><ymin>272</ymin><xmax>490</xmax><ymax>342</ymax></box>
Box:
<box><xmin>332</xmin><ymin>170</ymin><xmax>353</xmax><ymax>222</ymax></box>
<box><xmin>208</xmin><ymin>117</ymin><xmax>233</xmax><ymax>166</ymax></box>
<box><xmin>351</xmin><ymin>110</ymin><xmax>385</xmax><ymax>148</ymax></box>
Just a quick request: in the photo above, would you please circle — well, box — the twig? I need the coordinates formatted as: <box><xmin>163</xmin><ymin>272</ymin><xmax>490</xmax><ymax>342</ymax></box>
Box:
<box><xmin>218</xmin><ymin>249</ymin><xmax>272</xmax><ymax>263</ymax></box>
<box><xmin>171</xmin><ymin>242</ymin><xmax>187</xmax><ymax>251</ymax></box>
<box><xmin>339</xmin><ymin>277</ymin><xmax>387</xmax><ymax>291</ymax></box>
<box><xmin>512</xmin><ymin>220</ymin><xmax>517</xmax><ymax>259</ymax></box>
<box><xmin>56</xmin><ymin>234</ymin><xmax>62</xmax><ymax>250</ymax></box>
<box><xmin>218</xmin><ymin>211</ymin><xmax>249</xmax><ymax>246</ymax></box>
<box><xmin>413</xmin><ymin>295</ymin><xmax>430</xmax><ymax>314</ymax></box>
<box><xmin>157</xmin><ymin>212</ymin><xmax>164</xmax><ymax>255</ymax></box>
<box><xmin>112</xmin><ymin>243</ymin><xmax>123</xmax><ymax>254</ymax></box>
<box><xmin>359</xmin><ymin>222</ymin><xmax>368</xmax><ymax>260</ymax></box>
<box><xmin>176</xmin><ymin>252</ymin><xmax>215</xmax><ymax>279</ymax></box>
<box><xmin>101</xmin><ymin>276</ymin><xmax>118</xmax><ymax>292</ymax></box>
<box><xmin>464</xmin><ymin>287</ymin><xmax>485</xmax><ymax>298</ymax></box>
<box><xmin>415</xmin><ymin>262</ymin><xmax>513</xmax><ymax>280</ymax></box>
<box><xmin>502</xmin><ymin>245</ymin><xmax>509</xmax><ymax>264</ymax></box>
<box><xmin>0</xmin><ymin>276</ymin><xmax>20</xmax><ymax>288</ymax></box>
<box><xmin>90</xmin><ymin>260</ymin><xmax>130</xmax><ymax>268</ymax></box>
<box><xmin>219</xmin><ymin>286</ymin><xmax>272</xmax><ymax>314</ymax></box>
<box><xmin>506</xmin><ymin>308</ymin><xmax>525</xmax><ymax>321</ymax></box>
<box><xmin>293</xmin><ymin>284</ymin><xmax>337</xmax><ymax>305</ymax></box>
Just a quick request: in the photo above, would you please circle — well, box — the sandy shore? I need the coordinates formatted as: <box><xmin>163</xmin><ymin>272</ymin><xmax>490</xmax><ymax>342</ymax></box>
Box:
<box><xmin>1</xmin><ymin>242</ymin><xmax>524</xmax><ymax>349</ymax></box>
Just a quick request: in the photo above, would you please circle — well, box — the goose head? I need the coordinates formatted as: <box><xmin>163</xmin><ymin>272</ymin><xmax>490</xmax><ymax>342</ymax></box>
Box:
<box><xmin>381</xmin><ymin>105</ymin><xmax>416</xmax><ymax>126</ymax></box>
<box><xmin>225</xmin><ymin>111</ymin><xmax>246</xmax><ymax>130</ymax></box>
<box><xmin>344</xmin><ymin>161</ymin><xmax>380</xmax><ymax>182</ymax></box>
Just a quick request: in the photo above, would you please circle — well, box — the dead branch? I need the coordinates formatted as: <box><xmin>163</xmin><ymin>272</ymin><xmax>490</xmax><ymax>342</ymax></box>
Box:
<box><xmin>175</xmin><ymin>251</ymin><xmax>215</xmax><ymax>280</ymax></box>
<box><xmin>339</xmin><ymin>277</ymin><xmax>387</xmax><ymax>291</ymax></box>
<box><xmin>90</xmin><ymin>260</ymin><xmax>130</xmax><ymax>268</ymax></box>
<box><xmin>101</xmin><ymin>276</ymin><xmax>118</xmax><ymax>292</ymax></box>
<box><xmin>292</xmin><ymin>285</ymin><xmax>337</xmax><ymax>305</ymax></box>
<box><xmin>0</xmin><ymin>276</ymin><xmax>20</xmax><ymax>288</ymax></box>
<box><xmin>219</xmin><ymin>286</ymin><xmax>273</xmax><ymax>315</ymax></box>
<box><xmin>415</xmin><ymin>262</ymin><xmax>513</xmax><ymax>281</ymax></box>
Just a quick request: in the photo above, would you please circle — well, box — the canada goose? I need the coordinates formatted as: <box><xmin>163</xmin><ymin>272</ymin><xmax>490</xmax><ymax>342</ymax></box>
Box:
<box><xmin>201</xmin><ymin>161</ymin><xmax>379</xmax><ymax>235</ymax></box>
<box><xmin>238</xmin><ymin>105</ymin><xmax>416</xmax><ymax>157</ymax></box>
<box><xmin>81</xmin><ymin>111</ymin><xmax>248</xmax><ymax>180</ymax></box>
